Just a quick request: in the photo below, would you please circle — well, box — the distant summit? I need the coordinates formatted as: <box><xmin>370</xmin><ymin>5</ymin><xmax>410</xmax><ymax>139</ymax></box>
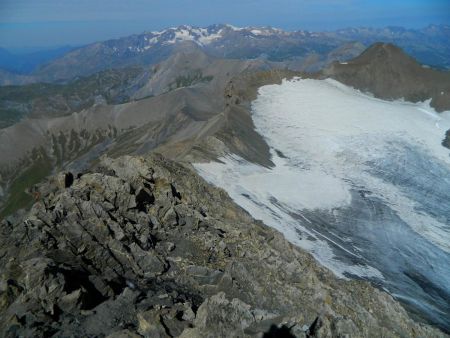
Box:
<box><xmin>323</xmin><ymin>42</ymin><xmax>450</xmax><ymax>111</ymax></box>
<box><xmin>351</xmin><ymin>42</ymin><xmax>417</xmax><ymax>65</ymax></box>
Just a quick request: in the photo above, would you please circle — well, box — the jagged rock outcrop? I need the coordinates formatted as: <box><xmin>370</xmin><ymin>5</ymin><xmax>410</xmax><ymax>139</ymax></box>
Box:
<box><xmin>0</xmin><ymin>154</ymin><xmax>445</xmax><ymax>337</ymax></box>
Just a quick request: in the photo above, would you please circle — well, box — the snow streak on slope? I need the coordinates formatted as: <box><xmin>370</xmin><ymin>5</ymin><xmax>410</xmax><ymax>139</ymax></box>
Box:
<box><xmin>194</xmin><ymin>78</ymin><xmax>450</xmax><ymax>330</ymax></box>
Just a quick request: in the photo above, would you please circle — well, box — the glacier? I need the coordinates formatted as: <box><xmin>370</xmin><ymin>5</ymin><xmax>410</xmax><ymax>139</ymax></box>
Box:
<box><xmin>194</xmin><ymin>78</ymin><xmax>450</xmax><ymax>330</ymax></box>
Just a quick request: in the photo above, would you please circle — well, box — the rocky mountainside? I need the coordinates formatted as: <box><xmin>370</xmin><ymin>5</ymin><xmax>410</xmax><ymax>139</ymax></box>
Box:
<box><xmin>5</xmin><ymin>24</ymin><xmax>446</xmax><ymax>83</ymax></box>
<box><xmin>0</xmin><ymin>154</ymin><xmax>446</xmax><ymax>337</ymax></box>
<box><xmin>0</xmin><ymin>69</ymin><xmax>35</xmax><ymax>86</ymax></box>
<box><xmin>0</xmin><ymin>45</ymin><xmax>274</xmax><ymax>129</ymax></box>
<box><xmin>322</xmin><ymin>43</ymin><xmax>450</xmax><ymax>112</ymax></box>
<box><xmin>0</xmin><ymin>49</ymin><xmax>270</xmax><ymax>217</ymax></box>
<box><xmin>0</xmin><ymin>67</ymin><xmax>146</xmax><ymax>128</ymax></box>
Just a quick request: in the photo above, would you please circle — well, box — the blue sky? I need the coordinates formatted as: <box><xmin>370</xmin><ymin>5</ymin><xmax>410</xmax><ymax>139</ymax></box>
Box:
<box><xmin>0</xmin><ymin>0</ymin><xmax>449</xmax><ymax>49</ymax></box>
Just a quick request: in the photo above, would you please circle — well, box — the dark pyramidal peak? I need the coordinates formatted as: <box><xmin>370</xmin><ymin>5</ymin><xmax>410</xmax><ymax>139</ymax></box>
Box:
<box><xmin>323</xmin><ymin>42</ymin><xmax>450</xmax><ymax>111</ymax></box>
<box><xmin>350</xmin><ymin>42</ymin><xmax>417</xmax><ymax>65</ymax></box>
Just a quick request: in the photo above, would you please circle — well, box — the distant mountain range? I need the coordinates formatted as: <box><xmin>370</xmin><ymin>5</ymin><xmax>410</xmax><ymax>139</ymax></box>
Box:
<box><xmin>1</xmin><ymin>24</ymin><xmax>449</xmax><ymax>84</ymax></box>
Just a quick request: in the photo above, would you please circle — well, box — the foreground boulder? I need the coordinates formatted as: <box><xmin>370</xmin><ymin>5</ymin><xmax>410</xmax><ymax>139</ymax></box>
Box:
<box><xmin>0</xmin><ymin>154</ymin><xmax>445</xmax><ymax>337</ymax></box>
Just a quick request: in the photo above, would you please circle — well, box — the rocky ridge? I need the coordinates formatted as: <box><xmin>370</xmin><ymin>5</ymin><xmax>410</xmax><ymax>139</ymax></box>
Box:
<box><xmin>0</xmin><ymin>49</ymin><xmax>269</xmax><ymax>216</ymax></box>
<box><xmin>0</xmin><ymin>154</ymin><xmax>446</xmax><ymax>337</ymax></box>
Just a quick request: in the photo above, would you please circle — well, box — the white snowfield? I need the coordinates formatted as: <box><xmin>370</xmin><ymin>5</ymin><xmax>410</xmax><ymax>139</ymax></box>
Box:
<box><xmin>164</xmin><ymin>27</ymin><xmax>224</xmax><ymax>45</ymax></box>
<box><xmin>195</xmin><ymin>78</ymin><xmax>450</xmax><ymax>280</ymax></box>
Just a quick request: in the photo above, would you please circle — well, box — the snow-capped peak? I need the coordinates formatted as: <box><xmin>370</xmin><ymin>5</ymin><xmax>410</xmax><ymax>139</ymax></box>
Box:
<box><xmin>224</xmin><ymin>24</ymin><xmax>244</xmax><ymax>31</ymax></box>
<box><xmin>142</xmin><ymin>25</ymin><xmax>228</xmax><ymax>47</ymax></box>
<box><xmin>119</xmin><ymin>24</ymin><xmax>297</xmax><ymax>54</ymax></box>
<box><xmin>249</xmin><ymin>27</ymin><xmax>283</xmax><ymax>36</ymax></box>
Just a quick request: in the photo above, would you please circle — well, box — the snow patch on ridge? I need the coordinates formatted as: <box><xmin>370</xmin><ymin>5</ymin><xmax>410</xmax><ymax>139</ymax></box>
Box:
<box><xmin>161</xmin><ymin>27</ymin><xmax>224</xmax><ymax>46</ymax></box>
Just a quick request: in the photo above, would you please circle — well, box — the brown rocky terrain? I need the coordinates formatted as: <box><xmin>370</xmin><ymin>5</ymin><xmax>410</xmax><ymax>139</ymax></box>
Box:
<box><xmin>0</xmin><ymin>154</ymin><xmax>446</xmax><ymax>337</ymax></box>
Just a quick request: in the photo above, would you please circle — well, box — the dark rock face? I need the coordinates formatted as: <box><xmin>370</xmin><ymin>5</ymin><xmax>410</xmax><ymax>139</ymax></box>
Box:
<box><xmin>63</xmin><ymin>172</ymin><xmax>74</xmax><ymax>188</ymax></box>
<box><xmin>0</xmin><ymin>154</ymin><xmax>445</xmax><ymax>337</ymax></box>
<box><xmin>443</xmin><ymin>129</ymin><xmax>450</xmax><ymax>149</ymax></box>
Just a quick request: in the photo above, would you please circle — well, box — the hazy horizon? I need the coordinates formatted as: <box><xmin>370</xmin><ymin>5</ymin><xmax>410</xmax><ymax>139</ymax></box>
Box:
<box><xmin>1</xmin><ymin>0</ymin><xmax>449</xmax><ymax>49</ymax></box>
<box><xmin>2</xmin><ymin>22</ymin><xmax>450</xmax><ymax>53</ymax></box>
